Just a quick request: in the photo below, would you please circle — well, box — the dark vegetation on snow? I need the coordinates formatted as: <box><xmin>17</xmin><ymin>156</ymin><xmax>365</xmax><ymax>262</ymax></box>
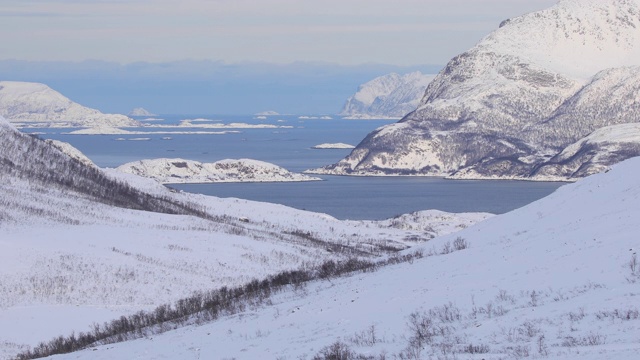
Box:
<box><xmin>15</xmin><ymin>250</ymin><xmax>427</xmax><ymax>359</ymax></box>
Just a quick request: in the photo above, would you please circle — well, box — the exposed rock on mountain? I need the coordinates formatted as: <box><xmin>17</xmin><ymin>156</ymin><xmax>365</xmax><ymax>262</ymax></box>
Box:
<box><xmin>116</xmin><ymin>158</ymin><xmax>322</xmax><ymax>183</ymax></box>
<box><xmin>315</xmin><ymin>0</ymin><xmax>640</xmax><ymax>181</ymax></box>
<box><xmin>0</xmin><ymin>81</ymin><xmax>138</xmax><ymax>127</ymax></box>
<box><xmin>340</xmin><ymin>72</ymin><xmax>435</xmax><ymax>119</ymax></box>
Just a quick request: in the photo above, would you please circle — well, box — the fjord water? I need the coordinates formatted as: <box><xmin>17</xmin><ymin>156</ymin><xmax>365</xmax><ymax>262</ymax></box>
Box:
<box><xmin>27</xmin><ymin>115</ymin><xmax>564</xmax><ymax>220</ymax></box>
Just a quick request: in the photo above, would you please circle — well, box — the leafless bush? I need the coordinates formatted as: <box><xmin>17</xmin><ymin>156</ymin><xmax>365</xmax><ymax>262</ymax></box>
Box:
<box><xmin>537</xmin><ymin>335</ymin><xmax>548</xmax><ymax>356</ymax></box>
<box><xmin>526</xmin><ymin>290</ymin><xmax>542</xmax><ymax>307</ymax></box>
<box><xmin>628</xmin><ymin>253</ymin><xmax>639</xmax><ymax>282</ymax></box>
<box><xmin>407</xmin><ymin>311</ymin><xmax>437</xmax><ymax>347</ymax></box>
<box><xmin>595</xmin><ymin>307</ymin><xmax>639</xmax><ymax>321</ymax></box>
<box><xmin>518</xmin><ymin>321</ymin><xmax>540</xmax><ymax>338</ymax></box>
<box><xmin>460</xmin><ymin>343</ymin><xmax>490</xmax><ymax>354</ymax></box>
<box><xmin>567</xmin><ymin>308</ymin><xmax>586</xmax><ymax>322</ymax></box>
<box><xmin>429</xmin><ymin>302</ymin><xmax>461</xmax><ymax>323</ymax></box>
<box><xmin>495</xmin><ymin>289</ymin><xmax>516</xmax><ymax>304</ymax></box>
<box><xmin>312</xmin><ymin>340</ymin><xmax>382</xmax><ymax>360</ymax></box>
<box><xmin>561</xmin><ymin>333</ymin><xmax>606</xmax><ymax>347</ymax></box>
<box><xmin>349</xmin><ymin>325</ymin><xmax>379</xmax><ymax>347</ymax></box>
<box><xmin>630</xmin><ymin>253</ymin><xmax>638</xmax><ymax>273</ymax></box>
<box><xmin>452</xmin><ymin>237</ymin><xmax>468</xmax><ymax>251</ymax></box>
<box><xmin>507</xmin><ymin>344</ymin><xmax>530</xmax><ymax>358</ymax></box>
<box><xmin>440</xmin><ymin>242</ymin><xmax>452</xmax><ymax>255</ymax></box>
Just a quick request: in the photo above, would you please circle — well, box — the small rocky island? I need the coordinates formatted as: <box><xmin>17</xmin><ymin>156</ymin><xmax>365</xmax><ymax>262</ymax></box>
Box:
<box><xmin>116</xmin><ymin>158</ymin><xmax>322</xmax><ymax>184</ymax></box>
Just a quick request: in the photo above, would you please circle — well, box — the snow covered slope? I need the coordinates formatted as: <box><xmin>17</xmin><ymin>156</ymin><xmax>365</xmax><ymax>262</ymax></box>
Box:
<box><xmin>340</xmin><ymin>72</ymin><xmax>436</xmax><ymax>119</ymax></box>
<box><xmin>0</xmin><ymin>115</ymin><xmax>490</xmax><ymax>358</ymax></box>
<box><xmin>316</xmin><ymin>0</ymin><xmax>640</xmax><ymax>180</ymax></box>
<box><xmin>116</xmin><ymin>158</ymin><xmax>322</xmax><ymax>183</ymax></box>
<box><xmin>53</xmin><ymin>155</ymin><xmax>640</xmax><ymax>360</ymax></box>
<box><xmin>0</xmin><ymin>81</ymin><xmax>138</xmax><ymax>127</ymax></box>
<box><xmin>531</xmin><ymin>123</ymin><xmax>640</xmax><ymax>180</ymax></box>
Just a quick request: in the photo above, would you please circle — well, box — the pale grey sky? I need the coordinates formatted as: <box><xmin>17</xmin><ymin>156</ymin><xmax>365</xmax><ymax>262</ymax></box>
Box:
<box><xmin>1</xmin><ymin>0</ymin><xmax>558</xmax><ymax>65</ymax></box>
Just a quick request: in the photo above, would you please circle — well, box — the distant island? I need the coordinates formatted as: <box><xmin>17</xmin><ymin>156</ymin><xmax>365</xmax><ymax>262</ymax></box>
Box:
<box><xmin>0</xmin><ymin>81</ymin><xmax>138</xmax><ymax>128</ymax></box>
<box><xmin>116</xmin><ymin>158</ymin><xmax>322</xmax><ymax>184</ymax></box>
<box><xmin>254</xmin><ymin>110</ymin><xmax>280</xmax><ymax>116</ymax></box>
<box><xmin>312</xmin><ymin>143</ymin><xmax>355</xmax><ymax>149</ymax></box>
<box><xmin>128</xmin><ymin>107</ymin><xmax>157</xmax><ymax>117</ymax></box>
<box><xmin>340</xmin><ymin>72</ymin><xmax>436</xmax><ymax>119</ymax></box>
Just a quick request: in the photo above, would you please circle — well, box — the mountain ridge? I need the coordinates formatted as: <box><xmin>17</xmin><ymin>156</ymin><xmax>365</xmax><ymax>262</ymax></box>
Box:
<box><xmin>340</xmin><ymin>71</ymin><xmax>436</xmax><ymax>119</ymax></box>
<box><xmin>313</xmin><ymin>0</ymin><xmax>640</xmax><ymax>181</ymax></box>
<box><xmin>0</xmin><ymin>81</ymin><xmax>138</xmax><ymax>127</ymax></box>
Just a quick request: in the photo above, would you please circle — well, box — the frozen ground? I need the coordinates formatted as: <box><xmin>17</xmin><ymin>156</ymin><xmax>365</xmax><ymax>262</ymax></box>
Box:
<box><xmin>36</xmin><ymin>156</ymin><xmax>640</xmax><ymax>360</ymax></box>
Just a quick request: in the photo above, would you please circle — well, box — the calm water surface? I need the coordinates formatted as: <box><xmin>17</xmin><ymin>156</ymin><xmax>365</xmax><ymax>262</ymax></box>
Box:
<box><xmin>26</xmin><ymin>115</ymin><xmax>565</xmax><ymax>220</ymax></box>
<box><xmin>169</xmin><ymin>176</ymin><xmax>563</xmax><ymax>220</ymax></box>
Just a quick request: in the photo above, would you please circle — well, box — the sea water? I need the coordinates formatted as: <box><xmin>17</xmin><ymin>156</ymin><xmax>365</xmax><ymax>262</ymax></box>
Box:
<box><xmin>25</xmin><ymin>115</ymin><xmax>564</xmax><ymax>220</ymax></box>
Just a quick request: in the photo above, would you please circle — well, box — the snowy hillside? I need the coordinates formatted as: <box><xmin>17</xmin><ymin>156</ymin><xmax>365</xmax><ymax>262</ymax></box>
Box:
<box><xmin>127</xmin><ymin>107</ymin><xmax>156</xmax><ymax>117</ymax></box>
<box><xmin>0</xmin><ymin>81</ymin><xmax>138</xmax><ymax>127</ymax></box>
<box><xmin>0</xmin><ymin>115</ymin><xmax>490</xmax><ymax>359</ymax></box>
<box><xmin>116</xmin><ymin>158</ymin><xmax>322</xmax><ymax>183</ymax></box>
<box><xmin>35</xmin><ymin>152</ymin><xmax>640</xmax><ymax>360</ymax></box>
<box><xmin>316</xmin><ymin>0</ymin><xmax>640</xmax><ymax>180</ymax></box>
<box><xmin>340</xmin><ymin>72</ymin><xmax>436</xmax><ymax>119</ymax></box>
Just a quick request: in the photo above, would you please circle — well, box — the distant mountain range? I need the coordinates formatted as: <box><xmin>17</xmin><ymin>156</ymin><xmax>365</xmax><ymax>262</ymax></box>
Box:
<box><xmin>314</xmin><ymin>0</ymin><xmax>640</xmax><ymax>181</ymax></box>
<box><xmin>0</xmin><ymin>81</ymin><xmax>138</xmax><ymax>127</ymax></box>
<box><xmin>128</xmin><ymin>107</ymin><xmax>156</xmax><ymax>117</ymax></box>
<box><xmin>340</xmin><ymin>71</ymin><xmax>436</xmax><ymax>119</ymax></box>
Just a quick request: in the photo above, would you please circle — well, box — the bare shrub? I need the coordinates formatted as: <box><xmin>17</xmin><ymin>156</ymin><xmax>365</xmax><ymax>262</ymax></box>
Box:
<box><xmin>561</xmin><ymin>333</ymin><xmax>606</xmax><ymax>347</ymax></box>
<box><xmin>628</xmin><ymin>253</ymin><xmax>639</xmax><ymax>282</ymax></box>
<box><xmin>518</xmin><ymin>321</ymin><xmax>540</xmax><ymax>338</ymax></box>
<box><xmin>595</xmin><ymin>307</ymin><xmax>639</xmax><ymax>321</ymax></box>
<box><xmin>312</xmin><ymin>340</ymin><xmax>383</xmax><ymax>360</ymax></box>
<box><xmin>407</xmin><ymin>311</ymin><xmax>437</xmax><ymax>346</ymax></box>
<box><xmin>429</xmin><ymin>302</ymin><xmax>461</xmax><ymax>323</ymax></box>
<box><xmin>495</xmin><ymin>289</ymin><xmax>516</xmax><ymax>304</ymax></box>
<box><xmin>440</xmin><ymin>242</ymin><xmax>452</xmax><ymax>255</ymax></box>
<box><xmin>630</xmin><ymin>253</ymin><xmax>638</xmax><ymax>274</ymax></box>
<box><xmin>461</xmin><ymin>343</ymin><xmax>490</xmax><ymax>354</ymax></box>
<box><xmin>508</xmin><ymin>344</ymin><xmax>530</xmax><ymax>358</ymax></box>
<box><xmin>567</xmin><ymin>308</ymin><xmax>586</xmax><ymax>321</ymax></box>
<box><xmin>452</xmin><ymin>237</ymin><xmax>468</xmax><ymax>251</ymax></box>
<box><xmin>349</xmin><ymin>325</ymin><xmax>378</xmax><ymax>347</ymax></box>
<box><xmin>313</xmin><ymin>341</ymin><xmax>357</xmax><ymax>360</ymax></box>
<box><xmin>537</xmin><ymin>335</ymin><xmax>548</xmax><ymax>356</ymax></box>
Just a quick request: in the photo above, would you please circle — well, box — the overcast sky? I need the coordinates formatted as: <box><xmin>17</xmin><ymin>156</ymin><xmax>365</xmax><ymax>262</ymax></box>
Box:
<box><xmin>2</xmin><ymin>0</ymin><xmax>558</xmax><ymax>66</ymax></box>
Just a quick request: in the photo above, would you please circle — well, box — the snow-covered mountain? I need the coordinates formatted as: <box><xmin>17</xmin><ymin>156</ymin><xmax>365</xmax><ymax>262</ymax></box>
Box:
<box><xmin>127</xmin><ymin>107</ymin><xmax>156</xmax><ymax>117</ymax></box>
<box><xmin>30</xmin><ymin>145</ymin><xmax>640</xmax><ymax>359</ymax></box>
<box><xmin>315</xmin><ymin>0</ymin><xmax>640</xmax><ymax>180</ymax></box>
<box><xmin>340</xmin><ymin>71</ymin><xmax>436</xmax><ymax>119</ymax></box>
<box><xmin>116</xmin><ymin>158</ymin><xmax>322</xmax><ymax>183</ymax></box>
<box><xmin>0</xmin><ymin>81</ymin><xmax>138</xmax><ymax>127</ymax></box>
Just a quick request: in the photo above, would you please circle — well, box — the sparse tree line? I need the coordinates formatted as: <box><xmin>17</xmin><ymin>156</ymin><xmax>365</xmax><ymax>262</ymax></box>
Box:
<box><xmin>14</xmin><ymin>250</ymin><xmax>427</xmax><ymax>360</ymax></box>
